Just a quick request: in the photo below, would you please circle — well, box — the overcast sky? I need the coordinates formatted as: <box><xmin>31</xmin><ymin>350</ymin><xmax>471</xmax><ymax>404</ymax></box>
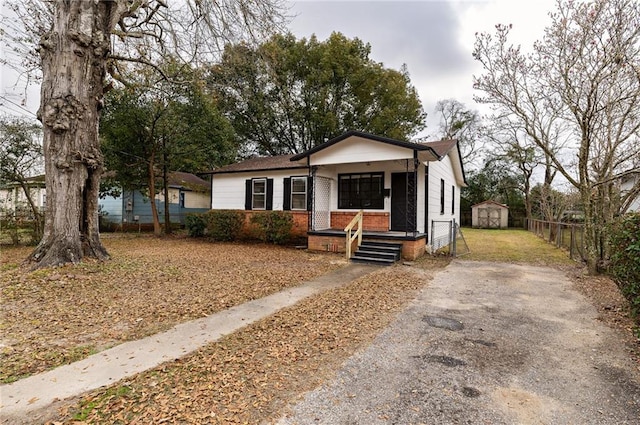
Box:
<box><xmin>287</xmin><ymin>0</ymin><xmax>557</xmax><ymax>136</ymax></box>
<box><xmin>1</xmin><ymin>0</ymin><xmax>557</xmax><ymax>137</ymax></box>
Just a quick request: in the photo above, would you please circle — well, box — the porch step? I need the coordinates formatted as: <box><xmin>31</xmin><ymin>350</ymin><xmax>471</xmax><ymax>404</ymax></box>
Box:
<box><xmin>350</xmin><ymin>241</ymin><xmax>403</xmax><ymax>266</ymax></box>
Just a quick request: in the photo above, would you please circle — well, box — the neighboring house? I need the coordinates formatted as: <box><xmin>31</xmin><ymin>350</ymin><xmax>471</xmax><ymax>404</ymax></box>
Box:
<box><xmin>620</xmin><ymin>174</ymin><xmax>640</xmax><ymax>212</ymax></box>
<box><xmin>0</xmin><ymin>175</ymin><xmax>46</xmax><ymax>217</ymax></box>
<box><xmin>207</xmin><ymin>131</ymin><xmax>467</xmax><ymax>259</ymax></box>
<box><xmin>471</xmin><ymin>200</ymin><xmax>509</xmax><ymax>229</ymax></box>
<box><xmin>100</xmin><ymin>171</ymin><xmax>210</xmax><ymax>226</ymax></box>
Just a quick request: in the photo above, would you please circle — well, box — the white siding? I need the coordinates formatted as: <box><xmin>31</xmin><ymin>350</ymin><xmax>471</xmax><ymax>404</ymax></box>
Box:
<box><xmin>621</xmin><ymin>177</ymin><xmax>640</xmax><ymax>212</ymax></box>
<box><xmin>185</xmin><ymin>192</ymin><xmax>210</xmax><ymax>209</ymax></box>
<box><xmin>0</xmin><ymin>186</ymin><xmax>45</xmax><ymax>213</ymax></box>
<box><xmin>156</xmin><ymin>188</ymin><xmax>210</xmax><ymax>209</ymax></box>
<box><xmin>211</xmin><ymin>170</ymin><xmax>308</xmax><ymax>210</ymax></box>
<box><xmin>427</xmin><ymin>154</ymin><xmax>461</xmax><ymax>229</ymax></box>
<box><xmin>309</xmin><ymin>137</ymin><xmax>414</xmax><ymax>166</ymax></box>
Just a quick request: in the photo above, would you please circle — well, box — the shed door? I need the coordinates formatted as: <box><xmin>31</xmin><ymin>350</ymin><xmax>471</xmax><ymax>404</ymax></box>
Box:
<box><xmin>478</xmin><ymin>207</ymin><xmax>501</xmax><ymax>228</ymax></box>
<box><xmin>391</xmin><ymin>172</ymin><xmax>416</xmax><ymax>232</ymax></box>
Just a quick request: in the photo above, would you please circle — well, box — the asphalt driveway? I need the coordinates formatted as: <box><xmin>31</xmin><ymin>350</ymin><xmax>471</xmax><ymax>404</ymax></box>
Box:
<box><xmin>275</xmin><ymin>260</ymin><xmax>640</xmax><ymax>424</ymax></box>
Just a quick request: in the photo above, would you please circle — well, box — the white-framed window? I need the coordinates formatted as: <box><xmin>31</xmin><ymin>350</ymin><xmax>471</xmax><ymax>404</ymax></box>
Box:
<box><xmin>291</xmin><ymin>177</ymin><xmax>307</xmax><ymax>210</ymax></box>
<box><xmin>252</xmin><ymin>178</ymin><xmax>266</xmax><ymax>210</ymax></box>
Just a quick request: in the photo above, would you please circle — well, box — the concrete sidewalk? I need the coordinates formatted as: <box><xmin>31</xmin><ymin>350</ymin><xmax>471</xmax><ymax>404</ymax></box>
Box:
<box><xmin>0</xmin><ymin>263</ymin><xmax>377</xmax><ymax>423</ymax></box>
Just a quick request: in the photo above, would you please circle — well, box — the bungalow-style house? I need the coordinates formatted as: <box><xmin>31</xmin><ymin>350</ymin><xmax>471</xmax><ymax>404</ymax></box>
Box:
<box><xmin>471</xmin><ymin>200</ymin><xmax>509</xmax><ymax>229</ymax></box>
<box><xmin>208</xmin><ymin>131</ymin><xmax>466</xmax><ymax>261</ymax></box>
<box><xmin>100</xmin><ymin>171</ymin><xmax>210</xmax><ymax>227</ymax></box>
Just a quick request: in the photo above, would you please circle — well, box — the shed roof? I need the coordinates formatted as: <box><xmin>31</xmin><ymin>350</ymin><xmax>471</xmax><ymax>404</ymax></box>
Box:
<box><xmin>472</xmin><ymin>200</ymin><xmax>509</xmax><ymax>209</ymax></box>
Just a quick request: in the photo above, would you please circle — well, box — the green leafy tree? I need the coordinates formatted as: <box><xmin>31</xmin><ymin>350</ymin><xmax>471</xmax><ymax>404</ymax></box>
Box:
<box><xmin>101</xmin><ymin>74</ymin><xmax>236</xmax><ymax>235</ymax></box>
<box><xmin>210</xmin><ymin>32</ymin><xmax>426</xmax><ymax>155</ymax></box>
<box><xmin>462</xmin><ymin>156</ymin><xmax>526</xmax><ymax>214</ymax></box>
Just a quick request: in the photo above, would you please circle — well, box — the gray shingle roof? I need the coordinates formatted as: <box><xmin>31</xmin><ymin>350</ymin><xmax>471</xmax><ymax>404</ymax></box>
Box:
<box><xmin>208</xmin><ymin>154</ymin><xmax>308</xmax><ymax>174</ymax></box>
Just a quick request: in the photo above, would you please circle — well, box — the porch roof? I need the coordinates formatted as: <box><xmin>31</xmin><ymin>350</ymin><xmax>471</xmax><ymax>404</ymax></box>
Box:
<box><xmin>290</xmin><ymin>130</ymin><xmax>441</xmax><ymax>162</ymax></box>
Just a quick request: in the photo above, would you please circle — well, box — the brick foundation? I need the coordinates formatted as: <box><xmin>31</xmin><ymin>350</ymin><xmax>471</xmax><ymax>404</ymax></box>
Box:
<box><xmin>308</xmin><ymin>234</ymin><xmax>346</xmax><ymax>253</ymax></box>
<box><xmin>307</xmin><ymin>234</ymin><xmax>427</xmax><ymax>260</ymax></box>
<box><xmin>238</xmin><ymin>211</ymin><xmax>309</xmax><ymax>238</ymax></box>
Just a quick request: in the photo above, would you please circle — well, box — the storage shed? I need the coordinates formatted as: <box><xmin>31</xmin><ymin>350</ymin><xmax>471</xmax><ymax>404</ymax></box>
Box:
<box><xmin>471</xmin><ymin>200</ymin><xmax>509</xmax><ymax>229</ymax></box>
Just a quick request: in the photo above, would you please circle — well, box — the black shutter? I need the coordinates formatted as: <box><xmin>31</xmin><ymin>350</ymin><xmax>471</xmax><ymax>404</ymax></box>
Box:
<box><xmin>283</xmin><ymin>178</ymin><xmax>291</xmax><ymax>211</ymax></box>
<box><xmin>245</xmin><ymin>179</ymin><xmax>252</xmax><ymax>210</ymax></box>
<box><xmin>266</xmin><ymin>178</ymin><xmax>274</xmax><ymax>210</ymax></box>
<box><xmin>306</xmin><ymin>176</ymin><xmax>313</xmax><ymax>211</ymax></box>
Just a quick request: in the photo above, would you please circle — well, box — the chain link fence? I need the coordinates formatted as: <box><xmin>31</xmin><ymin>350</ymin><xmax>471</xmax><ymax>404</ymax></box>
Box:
<box><xmin>0</xmin><ymin>210</ymin><xmax>44</xmax><ymax>245</ymax></box>
<box><xmin>431</xmin><ymin>220</ymin><xmax>469</xmax><ymax>257</ymax></box>
<box><xmin>528</xmin><ymin>218</ymin><xmax>585</xmax><ymax>261</ymax></box>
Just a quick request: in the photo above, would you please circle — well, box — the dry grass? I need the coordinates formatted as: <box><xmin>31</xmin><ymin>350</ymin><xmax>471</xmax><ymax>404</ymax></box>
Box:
<box><xmin>0</xmin><ymin>234</ymin><xmax>344</xmax><ymax>383</ymax></box>
<box><xmin>52</xmin><ymin>265</ymin><xmax>438</xmax><ymax>424</ymax></box>
<box><xmin>461</xmin><ymin>227</ymin><xmax>577</xmax><ymax>267</ymax></box>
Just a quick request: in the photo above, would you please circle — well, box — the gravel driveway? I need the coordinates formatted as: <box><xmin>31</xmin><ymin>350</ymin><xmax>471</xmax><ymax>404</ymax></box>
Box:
<box><xmin>275</xmin><ymin>260</ymin><xmax>640</xmax><ymax>424</ymax></box>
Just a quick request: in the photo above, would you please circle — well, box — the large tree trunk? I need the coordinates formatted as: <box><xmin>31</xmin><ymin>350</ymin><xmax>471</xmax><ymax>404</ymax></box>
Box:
<box><xmin>28</xmin><ymin>2</ymin><xmax>116</xmax><ymax>267</ymax></box>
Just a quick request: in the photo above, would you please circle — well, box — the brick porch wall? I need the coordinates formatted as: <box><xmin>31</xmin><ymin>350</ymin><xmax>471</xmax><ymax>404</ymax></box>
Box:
<box><xmin>330</xmin><ymin>211</ymin><xmax>389</xmax><ymax>231</ymax></box>
<box><xmin>308</xmin><ymin>234</ymin><xmax>346</xmax><ymax>253</ymax></box>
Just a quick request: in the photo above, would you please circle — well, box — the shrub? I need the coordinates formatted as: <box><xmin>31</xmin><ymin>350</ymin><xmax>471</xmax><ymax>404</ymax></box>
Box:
<box><xmin>608</xmin><ymin>212</ymin><xmax>640</xmax><ymax>318</ymax></box>
<box><xmin>205</xmin><ymin>210</ymin><xmax>245</xmax><ymax>241</ymax></box>
<box><xmin>2</xmin><ymin>217</ymin><xmax>20</xmax><ymax>245</ymax></box>
<box><xmin>250</xmin><ymin>211</ymin><xmax>293</xmax><ymax>245</ymax></box>
<box><xmin>185</xmin><ymin>213</ymin><xmax>207</xmax><ymax>237</ymax></box>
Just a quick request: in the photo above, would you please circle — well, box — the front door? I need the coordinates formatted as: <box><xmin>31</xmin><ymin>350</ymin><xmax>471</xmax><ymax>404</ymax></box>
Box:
<box><xmin>391</xmin><ymin>172</ymin><xmax>416</xmax><ymax>232</ymax></box>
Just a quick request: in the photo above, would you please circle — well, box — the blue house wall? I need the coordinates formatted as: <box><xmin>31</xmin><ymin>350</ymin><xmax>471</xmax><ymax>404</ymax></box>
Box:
<box><xmin>99</xmin><ymin>190</ymin><xmax>208</xmax><ymax>226</ymax></box>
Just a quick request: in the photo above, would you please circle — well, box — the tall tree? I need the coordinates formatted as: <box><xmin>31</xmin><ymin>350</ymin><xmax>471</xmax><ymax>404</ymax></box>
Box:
<box><xmin>101</xmin><ymin>75</ymin><xmax>236</xmax><ymax>235</ymax></box>
<box><xmin>0</xmin><ymin>115</ymin><xmax>44</xmax><ymax>238</ymax></box>
<box><xmin>473</xmin><ymin>0</ymin><xmax>640</xmax><ymax>273</ymax></box>
<box><xmin>434</xmin><ymin>99</ymin><xmax>485</xmax><ymax>169</ymax></box>
<box><xmin>210</xmin><ymin>32</ymin><xmax>426</xmax><ymax>155</ymax></box>
<box><xmin>4</xmin><ymin>0</ymin><xmax>286</xmax><ymax>268</ymax></box>
<box><xmin>462</xmin><ymin>156</ymin><xmax>526</xmax><ymax>210</ymax></box>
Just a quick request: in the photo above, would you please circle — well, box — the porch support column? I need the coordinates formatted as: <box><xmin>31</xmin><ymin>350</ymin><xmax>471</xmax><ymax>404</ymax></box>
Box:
<box><xmin>406</xmin><ymin>151</ymin><xmax>419</xmax><ymax>236</ymax></box>
<box><xmin>309</xmin><ymin>165</ymin><xmax>316</xmax><ymax>231</ymax></box>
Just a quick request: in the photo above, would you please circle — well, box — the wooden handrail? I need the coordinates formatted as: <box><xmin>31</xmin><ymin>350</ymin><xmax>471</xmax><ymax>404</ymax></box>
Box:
<box><xmin>344</xmin><ymin>210</ymin><xmax>363</xmax><ymax>259</ymax></box>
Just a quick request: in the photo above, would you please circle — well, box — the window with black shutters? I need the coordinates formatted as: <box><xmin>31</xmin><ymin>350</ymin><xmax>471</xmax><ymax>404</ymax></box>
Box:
<box><xmin>245</xmin><ymin>178</ymin><xmax>273</xmax><ymax>210</ymax></box>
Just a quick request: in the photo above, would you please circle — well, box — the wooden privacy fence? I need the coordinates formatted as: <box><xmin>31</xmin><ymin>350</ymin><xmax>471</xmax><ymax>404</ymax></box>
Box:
<box><xmin>528</xmin><ymin>218</ymin><xmax>585</xmax><ymax>261</ymax></box>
